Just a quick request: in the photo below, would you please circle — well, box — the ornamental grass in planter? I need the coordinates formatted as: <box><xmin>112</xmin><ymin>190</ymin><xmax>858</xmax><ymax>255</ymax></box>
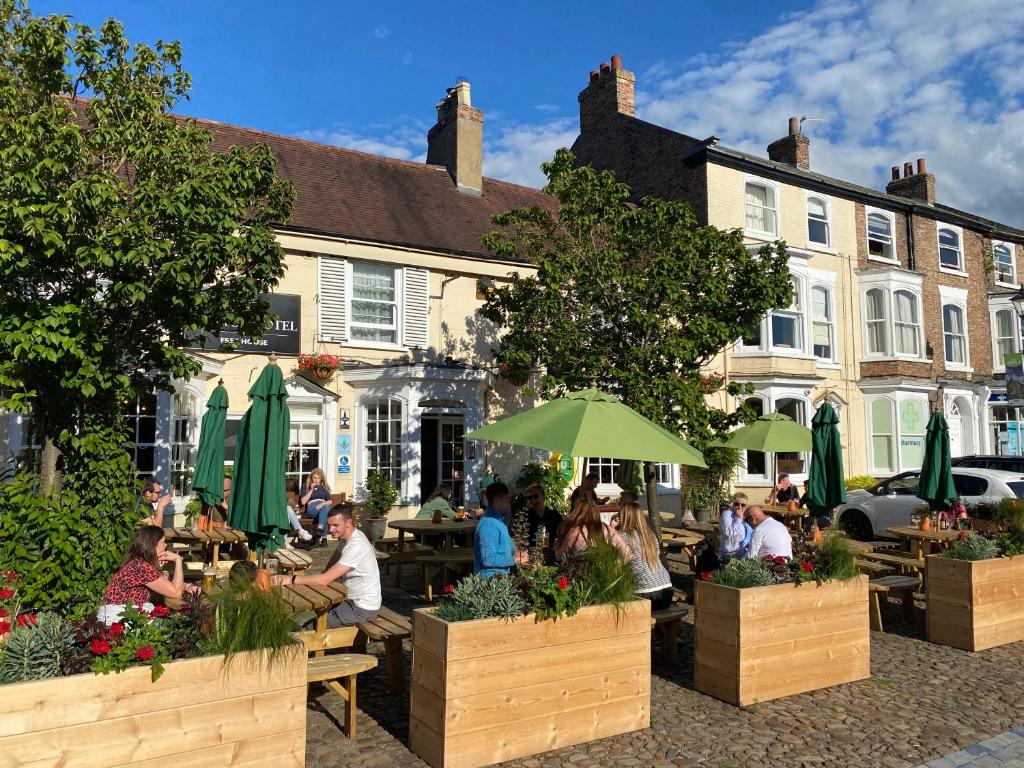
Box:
<box><xmin>410</xmin><ymin>540</ymin><xmax>651</xmax><ymax>768</ymax></box>
<box><xmin>694</xmin><ymin>534</ymin><xmax>869</xmax><ymax>706</ymax></box>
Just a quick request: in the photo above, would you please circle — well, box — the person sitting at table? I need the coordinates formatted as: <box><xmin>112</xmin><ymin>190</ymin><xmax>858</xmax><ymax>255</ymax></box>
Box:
<box><xmin>719</xmin><ymin>493</ymin><xmax>753</xmax><ymax>562</ymax></box>
<box><xmin>617</xmin><ymin>502</ymin><xmax>673</xmax><ymax>610</ymax></box>
<box><xmin>272</xmin><ymin>505</ymin><xmax>381</xmax><ymax>626</ymax></box>
<box><xmin>766</xmin><ymin>473</ymin><xmax>799</xmax><ymax>505</ymax></box>
<box><xmin>524</xmin><ymin>484</ymin><xmax>563</xmax><ymax>548</ymax></box>
<box><xmin>744</xmin><ymin>505</ymin><xmax>793</xmax><ymax>560</ymax></box>
<box><xmin>98</xmin><ymin>526</ymin><xmax>196</xmax><ymax>626</ymax></box>
<box><xmin>284</xmin><ymin>478</ymin><xmax>315</xmax><ymax>545</ymax></box>
<box><xmin>570</xmin><ymin>471</ymin><xmax>610</xmax><ymax>507</ymax></box>
<box><xmin>300</xmin><ymin>467</ymin><xmax>333</xmax><ymax>545</ymax></box>
<box><xmin>555</xmin><ymin>499</ymin><xmax>632</xmax><ymax>564</ymax></box>
<box><xmin>474</xmin><ymin>482</ymin><xmax>519</xmax><ymax>578</ymax></box>
<box><xmin>618</xmin><ymin>490</ymin><xmax>638</xmax><ymax>506</ymax></box>
<box><xmin>416</xmin><ymin>484</ymin><xmax>455</xmax><ymax>520</ymax></box>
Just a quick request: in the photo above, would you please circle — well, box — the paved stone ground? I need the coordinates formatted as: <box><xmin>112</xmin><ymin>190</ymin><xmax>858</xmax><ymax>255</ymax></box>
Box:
<box><xmin>297</xmin><ymin>543</ymin><xmax>1024</xmax><ymax>768</ymax></box>
<box><xmin>915</xmin><ymin>729</ymin><xmax>1024</xmax><ymax>768</ymax></box>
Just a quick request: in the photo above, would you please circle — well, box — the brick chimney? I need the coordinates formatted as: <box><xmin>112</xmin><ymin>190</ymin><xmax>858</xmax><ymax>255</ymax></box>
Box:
<box><xmin>578</xmin><ymin>54</ymin><xmax>635</xmax><ymax>134</ymax></box>
<box><xmin>767</xmin><ymin>117</ymin><xmax>810</xmax><ymax>169</ymax></box>
<box><xmin>885</xmin><ymin>157</ymin><xmax>936</xmax><ymax>203</ymax></box>
<box><xmin>427</xmin><ymin>80</ymin><xmax>483</xmax><ymax>195</ymax></box>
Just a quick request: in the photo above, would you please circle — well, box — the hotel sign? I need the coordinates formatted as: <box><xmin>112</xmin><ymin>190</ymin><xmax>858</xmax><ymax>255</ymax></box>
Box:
<box><xmin>189</xmin><ymin>293</ymin><xmax>301</xmax><ymax>356</ymax></box>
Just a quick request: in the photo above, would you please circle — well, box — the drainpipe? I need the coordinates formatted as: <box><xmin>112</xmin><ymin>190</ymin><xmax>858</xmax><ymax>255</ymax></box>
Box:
<box><xmin>906</xmin><ymin>207</ymin><xmax>916</xmax><ymax>272</ymax></box>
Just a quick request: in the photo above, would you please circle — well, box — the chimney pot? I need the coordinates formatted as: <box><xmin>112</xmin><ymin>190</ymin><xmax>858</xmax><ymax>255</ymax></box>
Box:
<box><xmin>891</xmin><ymin>166</ymin><xmax>900</xmax><ymax>181</ymax></box>
<box><xmin>610</xmin><ymin>54</ymin><xmax>622</xmax><ymax>70</ymax></box>
<box><xmin>589</xmin><ymin>70</ymin><xmax>599</xmax><ymax>83</ymax></box>
<box><xmin>599</xmin><ymin>62</ymin><xmax>611</xmax><ymax>76</ymax></box>
<box><xmin>788</xmin><ymin>116</ymin><xmax>800</xmax><ymax>136</ymax></box>
<box><xmin>902</xmin><ymin>162</ymin><xmax>913</xmax><ymax>177</ymax></box>
<box><xmin>917</xmin><ymin>157</ymin><xmax>927</xmax><ymax>175</ymax></box>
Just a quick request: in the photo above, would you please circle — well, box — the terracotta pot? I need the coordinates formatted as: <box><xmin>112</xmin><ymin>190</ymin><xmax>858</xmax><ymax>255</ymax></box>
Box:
<box><xmin>196</xmin><ymin>515</ymin><xmax>209</xmax><ymax>532</ymax></box>
<box><xmin>787</xmin><ymin>500</ymin><xmax>800</xmax><ymax>512</ymax></box>
<box><xmin>919</xmin><ymin>514</ymin><xmax>932</xmax><ymax>532</ymax></box>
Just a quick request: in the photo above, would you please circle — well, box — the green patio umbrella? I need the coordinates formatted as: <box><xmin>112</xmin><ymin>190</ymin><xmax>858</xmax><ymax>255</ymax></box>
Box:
<box><xmin>190</xmin><ymin>382</ymin><xmax>229</xmax><ymax>510</ymax></box>
<box><xmin>617</xmin><ymin>459</ymin><xmax>643</xmax><ymax>497</ymax></box>
<box><xmin>918</xmin><ymin>411</ymin><xmax>957</xmax><ymax>512</ymax></box>
<box><xmin>230</xmin><ymin>360</ymin><xmax>291</xmax><ymax>555</ymax></box>
<box><xmin>465</xmin><ymin>389</ymin><xmax>706</xmax><ymax>468</ymax></box>
<box><xmin>806</xmin><ymin>402</ymin><xmax>846</xmax><ymax>517</ymax></box>
<box><xmin>713</xmin><ymin>413</ymin><xmax>813</xmax><ymax>488</ymax></box>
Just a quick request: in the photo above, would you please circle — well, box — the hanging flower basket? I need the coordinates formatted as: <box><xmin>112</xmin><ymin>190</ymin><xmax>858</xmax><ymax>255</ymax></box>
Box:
<box><xmin>699</xmin><ymin>372</ymin><xmax>725</xmax><ymax>394</ymax></box>
<box><xmin>498</xmin><ymin>363</ymin><xmax>531</xmax><ymax>387</ymax></box>
<box><xmin>298</xmin><ymin>353</ymin><xmax>340</xmax><ymax>381</ymax></box>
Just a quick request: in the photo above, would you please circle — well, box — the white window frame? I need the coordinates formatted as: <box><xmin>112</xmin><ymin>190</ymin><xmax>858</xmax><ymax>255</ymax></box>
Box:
<box><xmin>734</xmin><ymin>251</ymin><xmax>813</xmax><ymax>359</ymax></box>
<box><xmin>937</xmin><ymin>224</ymin><xmax>966</xmax><ymax>276</ymax></box>
<box><xmin>993</xmin><ymin>240</ymin><xmax>1017</xmax><ymax>287</ymax></box>
<box><xmin>743</xmin><ymin>176</ymin><xmax>780</xmax><ymax>240</ymax></box>
<box><xmin>362</xmin><ymin>396</ymin><xmax>404</xmax><ymax>491</ymax></box>
<box><xmin>990</xmin><ymin>301</ymin><xmax>1020</xmax><ymax>373</ymax></box>
<box><xmin>858</xmin><ymin>269</ymin><xmax>926</xmax><ymax>362</ymax></box>
<box><xmin>734</xmin><ymin>386</ymin><xmax>813</xmax><ymax>486</ymax></box>
<box><xmin>805</xmin><ymin>193</ymin><xmax>831</xmax><ymax>251</ymax></box>
<box><xmin>865</xmin><ymin>207</ymin><xmax>898</xmax><ymax>264</ymax></box>
<box><xmin>346</xmin><ymin>260</ymin><xmax>405</xmax><ymax>351</ymax></box>
<box><xmin>585</xmin><ymin>458</ymin><xmax>680</xmax><ymax>498</ymax></box>
<box><xmin>809</xmin><ymin>268</ymin><xmax>838</xmax><ymax>365</ymax></box>
<box><xmin>939</xmin><ymin>284</ymin><xmax>971</xmax><ymax>372</ymax></box>
<box><xmin>865</xmin><ymin>394</ymin><xmax>930</xmax><ymax>475</ymax></box>
<box><xmin>892</xmin><ymin>289</ymin><xmax>922</xmax><ymax>358</ymax></box>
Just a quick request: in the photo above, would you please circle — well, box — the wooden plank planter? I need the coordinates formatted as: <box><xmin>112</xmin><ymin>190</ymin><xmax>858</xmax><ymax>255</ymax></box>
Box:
<box><xmin>927</xmin><ymin>553</ymin><xmax>1024</xmax><ymax>651</ymax></box>
<box><xmin>409</xmin><ymin>601</ymin><xmax>651</xmax><ymax>768</ymax></box>
<box><xmin>694</xmin><ymin>575</ymin><xmax>869</xmax><ymax>706</ymax></box>
<box><xmin>0</xmin><ymin>647</ymin><xmax>306</xmax><ymax>768</ymax></box>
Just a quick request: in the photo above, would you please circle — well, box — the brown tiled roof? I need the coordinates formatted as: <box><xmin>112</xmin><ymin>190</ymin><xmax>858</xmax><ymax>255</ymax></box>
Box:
<box><xmin>199</xmin><ymin>119</ymin><xmax>552</xmax><ymax>260</ymax></box>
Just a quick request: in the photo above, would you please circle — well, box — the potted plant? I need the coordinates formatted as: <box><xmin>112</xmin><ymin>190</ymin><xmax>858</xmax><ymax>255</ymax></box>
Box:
<box><xmin>686</xmin><ymin>480</ymin><xmax>717</xmax><ymax>524</ymax></box>
<box><xmin>361</xmin><ymin>468</ymin><xmax>399</xmax><ymax>542</ymax></box>
<box><xmin>496</xmin><ymin>350</ymin><xmax>533</xmax><ymax>387</ymax></box>
<box><xmin>297</xmin><ymin>352</ymin><xmax>341</xmax><ymax>381</ymax></box>
<box><xmin>693</xmin><ymin>534</ymin><xmax>868</xmax><ymax>706</ymax></box>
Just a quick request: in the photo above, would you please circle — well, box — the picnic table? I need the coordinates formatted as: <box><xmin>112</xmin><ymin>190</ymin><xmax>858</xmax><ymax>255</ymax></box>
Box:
<box><xmin>271</xmin><ymin>548</ymin><xmax>314</xmax><ymax>573</ymax></box>
<box><xmin>163</xmin><ymin>526</ymin><xmax>247</xmax><ymax>565</ymax></box>
<box><xmin>661</xmin><ymin>527</ymin><xmax>705</xmax><ymax>571</ymax></box>
<box><xmin>887</xmin><ymin>525</ymin><xmax>961</xmax><ymax>560</ymax></box>
<box><xmin>763</xmin><ymin>503</ymin><xmax>809</xmax><ymax>531</ymax></box>
<box><xmin>277</xmin><ymin>582</ymin><xmax>349</xmax><ymax>644</ymax></box>
<box><xmin>416</xmin><ymin>547</ymin><xmax>475</xmax><ymax>601</ymax></box>
<box><xmin>388</xmin><ymin>518</ymin><xmax>477</xmax><ymax>553</ymax></box>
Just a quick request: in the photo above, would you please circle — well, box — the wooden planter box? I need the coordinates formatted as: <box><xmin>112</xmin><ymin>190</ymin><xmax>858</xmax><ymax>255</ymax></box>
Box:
<box><xmin>927</xmin><ymin>553</ymin><xmax>1024</xmax><ymax>651</ymax></box>
<box><xmin>0</xmin><ymin>647</ymin><xmax>306</xmax><ymax>767</ymax></box>
<box><xmin>694</xmin><ymin>575</ymin><xmax>869</xmax><ymax>706</ymax></box>
<box><xmin>409</xmin><ymin>601</ymin><xmax>651</xmax><ymax>768</ymax></box>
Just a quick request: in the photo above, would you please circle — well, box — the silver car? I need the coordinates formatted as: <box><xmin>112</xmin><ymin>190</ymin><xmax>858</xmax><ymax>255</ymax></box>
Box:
<box><xmin>837</xmin><ymin>468</ymin><xmax>1024</xmax><ymax>541</ymax></box>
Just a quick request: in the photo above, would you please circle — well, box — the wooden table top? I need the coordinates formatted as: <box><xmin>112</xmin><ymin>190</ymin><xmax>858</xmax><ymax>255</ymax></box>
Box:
<box><xmin>661</xmin><ymin>527</ymin><xmax>705</xmax><ymax>544</ymax></box>
<box><xmin>270</xmin><ymin>548</ymin><xmax>313</xmax><ymax>571</ymax></box>
<box><xmin>763</xmin><ymin>504</ymin><xmax>809</xmax><ymax>518</ymax></box>
<box><xmin>389</xmin><ymin>518</ymin><xmax>478</xmax><ymax>534</ymax></box>
<box><xmin>415</xmin><ymin>547</ymin><xmax>475</xmax><ymax>564</ymax></box>
<box><xmin>164</xmin><ymin>526</ymin><xmax>248</xmax><ymax>544</ymax></box>
<box><xmin>887</xmin><ymin>525</ymin><xmax>962</xmax><ymax>542</ymax></box>
<box><xmin>276</xmin><ymin>582</ymin><xmax>347</xmax><ymax>614</ymax></box>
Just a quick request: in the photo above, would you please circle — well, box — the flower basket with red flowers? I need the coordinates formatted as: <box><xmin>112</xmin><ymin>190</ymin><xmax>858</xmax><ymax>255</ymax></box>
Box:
<box><xmin>297</xmin><ymin>352</ymin><xmax>341</xmax><ymax>381</ymax></box>
<box><xmin>496</xmin><ymin>351</ymin><xmax>533</xmax><ymax>387</ymax></box>
<box><xmin>698</xmin><ymin>372</ymin><xmax>726</xmax><ymax>394</ymax></box>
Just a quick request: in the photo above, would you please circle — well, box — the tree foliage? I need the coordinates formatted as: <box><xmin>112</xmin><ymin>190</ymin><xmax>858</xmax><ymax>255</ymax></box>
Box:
<box><xmin>480</xmin><ymin>149</ymin><xmax>793</xmax><ymax>523</ymax></box>
<box><xmin>0</xmin><ymin>1</ymin><xmax>293</xmax><ymax>486</ymax></box>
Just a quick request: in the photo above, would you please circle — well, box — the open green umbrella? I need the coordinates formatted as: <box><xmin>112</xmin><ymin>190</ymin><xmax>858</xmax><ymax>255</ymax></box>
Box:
<box><xmin>230</xmin><ymin>360</ymin><xmax>291</xmax><ymax>554</ymax></box>
<box><xmin>617</xmin><ymin>459</ymin><xmax>644</xmax><ymax>497</ymax></box>
<box><xmin>465</xmin><ymin>389</ymin><xmax>706</xmax><ymax>467</ymax></box>
<box><xmin>190</xmin><ymin>383</ymin><xmax>229</xmax><ymax>510</ymax></box>
<box><xmin>713</xmin><ymin>413</ymin><xmax>813</xmax><ymax>487</ymax></box>
<box><xmin>918</xmin><ymin>411</ymin><xmax>956</xmax><ymax>512</ymax></box>
<box><xmin>806</xmin><ymin>402</ymin><xmax>846</xmax><ymax>517</ymax></box>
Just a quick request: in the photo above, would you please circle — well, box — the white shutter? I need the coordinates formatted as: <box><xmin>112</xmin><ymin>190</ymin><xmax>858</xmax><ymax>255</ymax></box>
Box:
<box><xmin>318</xmin><ymin>256</ymin><xmax>348</xmax><ymax>341</ymax></box>
<box><xmin>402</xmin><ymin>267</ymin><xmax>429</xmax><ymax>349</ymax></box>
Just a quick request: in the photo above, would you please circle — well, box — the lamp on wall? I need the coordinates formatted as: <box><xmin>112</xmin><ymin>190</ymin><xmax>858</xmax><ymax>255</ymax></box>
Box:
<box><xmin>339</xmin><ymin>410</ymin><xmax>350</xmax><ymax>430</ymax></box>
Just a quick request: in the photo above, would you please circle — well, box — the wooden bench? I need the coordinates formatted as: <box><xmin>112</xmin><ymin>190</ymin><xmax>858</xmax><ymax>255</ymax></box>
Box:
<box><xmin>854</xmin><ymin>559</ymin><xmax>895</xmax><ymax>577</ymax></box>
<box><xmin>868</xmin><ymin>574</ymin><xmax>919</xmax><ymax>631</ymax></box>
<box><xmin>356</xmin><ymin>607</ymin><xmax>413</xmax><ymax>694</ymax></box>
<box><xmin>378</xmin><ymin>542</ymin><xmax>434</xmax><ymax>587</ymax></box>
<box><xmin>858</xmin><ymin>551</ymin><xmax>926</xmax><ymax>574</ymax></box>
<box><xmin>652</xmin><ymin>605</ymin><xmax>689</xmax><ymax>665</ymax></box>
<box><xmin>416</xmin><ymin>548</ymin><xmax>475</xmax><ymax>601</ymax></box>
<box><xmin>306</xmin><ymin>653</ymin><xmax>377</xmax><ymax>739</ymax></box>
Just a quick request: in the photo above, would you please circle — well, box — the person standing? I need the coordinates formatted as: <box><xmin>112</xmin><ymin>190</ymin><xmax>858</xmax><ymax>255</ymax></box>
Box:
<box><xmin>272</xmin><ymin>506</ymin><xmax>381</xmax><ymax>626</ymax></box>
<box><xmin>474</xmin><ymin>483</ymin><xmax>517</xmax><ymax>578</ymax></box>
<box><xmin>745</xmin><ymin>505</ymin><xmax>793</xmax><ymax>559</ymax></box>
<box><xmin>524</xmin><ymin>484</ymin><xmax>562</xmax><ymax>548</ymax></box>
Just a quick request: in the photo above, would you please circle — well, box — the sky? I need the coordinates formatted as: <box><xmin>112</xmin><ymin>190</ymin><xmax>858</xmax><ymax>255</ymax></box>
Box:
<box><xmin>31</xmin><ymin>0</ymin><xmax>1024</xmax><ymax>227</ymax></box>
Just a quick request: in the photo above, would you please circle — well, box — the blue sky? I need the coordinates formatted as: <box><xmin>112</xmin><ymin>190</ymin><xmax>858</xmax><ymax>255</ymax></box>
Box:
<box><xmin>32</xmin><ymin>0</ymin><xmax>1024</xmax><ymax>225</ymax></box>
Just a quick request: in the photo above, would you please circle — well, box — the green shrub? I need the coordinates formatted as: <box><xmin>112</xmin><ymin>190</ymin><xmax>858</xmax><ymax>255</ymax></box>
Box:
<box><xmin>816</xmin><ymin>532</ymin><xmax>859</xmax><ymax>581</ymax></box>
<box><xmin>576</xmin><ymin>537</ymin><xmax>636</xmax><ymax>608</ymax></box>
<box><xmin>515</xmin><ymin>462</ymin><xmax>570</xmax><ymax>515</ymax></box>
<box><xmin>0</xmin><ymin>612</ymin><xmax>75</xmax><ymax>684</ymax></box>
<box><xmin>364</xmin><ymin>467</ymin><xmax>399</xmax><ymax>519</ymax></box>
<box><xmin>941</xmin><ymin>533</ymin><xmax>998</xmax><ymax>561</ymax></box>
<box><xmin>203</xmin><ymin>578</ymin><xmax>297</xmax><ymax>666</ymax></box>
<box><xmin>433</xmin><ymin>573</ymin><xmax>529</xmax><ymax>622</ymax></box>
<box><xmin>845</xmin><ymin>475</ymin><xmax>878</xmax><ymax>491</ymax></box>
<box><xmin>711</xmin><ymin>558</ymin><xmax>775</xmax><ymax>588</ymax></box>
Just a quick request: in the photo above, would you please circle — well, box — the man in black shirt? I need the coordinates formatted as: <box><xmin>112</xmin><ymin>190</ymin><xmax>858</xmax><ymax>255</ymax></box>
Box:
<box><xmin>524</xmin><ymin>484</ymin><xmax>563</xmax><ymax>548</ymax></box>
<box><xmin>569</xmin><ymin>471</ymin><xmax>609</xmax><ymax>508</ymax></box>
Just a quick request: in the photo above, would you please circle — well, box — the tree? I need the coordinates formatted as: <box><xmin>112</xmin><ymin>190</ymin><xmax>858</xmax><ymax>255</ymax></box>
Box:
<box><xmin>0</xmin><ymin>2</ymin><xmax>293</xmax><ymax>491</ymax></box>
<box><xmin>480</xmin><ymin>149</ymin><xmax>792</xmax><ymax>533</ymax></box>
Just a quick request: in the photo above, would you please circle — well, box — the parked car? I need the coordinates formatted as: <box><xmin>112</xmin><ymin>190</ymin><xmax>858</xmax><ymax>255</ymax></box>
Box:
<box><xmin>836</xmin><ymin>468</ymin><xmax>1024</xmax><ymax>540</ymax></box>
<box><xmin>951</xmin><ymin>454</ymin><xmax>1024</xmax><ymax>473</ymax></box>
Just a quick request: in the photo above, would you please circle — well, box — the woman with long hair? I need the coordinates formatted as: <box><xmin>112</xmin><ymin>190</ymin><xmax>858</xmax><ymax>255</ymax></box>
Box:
<box><xmin>555</xmin><ymin>499</ymin><xmax>632</xmax><ymax>563</ymax></box>
<box><xmin>416</xmin><ymin>484</ymin><xmax>455</xmax><ymax>519</ymax></box>
<box><xmin>98</xmin><ymin>526</ymin><xmax>190</xmax><ymax>625</ymax></box>
<box><xmin>300</xmin><ymin>467</ymin><xmax>333</xmax><ymax>544</ymax></box>
<box><xmin>617</xmin><ymin>502</ymin><xmax>674</xmax><ymax>610</ymax></box>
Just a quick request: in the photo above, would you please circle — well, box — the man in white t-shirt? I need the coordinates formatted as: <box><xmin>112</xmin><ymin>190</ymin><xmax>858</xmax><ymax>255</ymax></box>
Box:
<box><xmin>744</xmin><ymin>505</ymin><xmax>793</xmax><ymax>560</ymax></box>
<box><xmin>272</xmin><ymin>505</ymin><xmax>381</xmax><ymax>625</ymax></box>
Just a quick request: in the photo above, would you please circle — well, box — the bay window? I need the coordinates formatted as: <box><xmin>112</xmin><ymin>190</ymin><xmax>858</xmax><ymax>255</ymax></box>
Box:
<box><xmin>770</xmin><ymin>276</ymin><xmax>803</xmax><ymax>350</ymax></box>
<box><xmin>867</xmin><ymin>395</ymin><xmax>928</xmax><ymax>474</ymax></box>
<box><xmin>865</xmin><ymin>288</ymin><xmax>889</xmax><ymax>356</ymax></box>
<box><xmin>860</xmin><ymin>272</ymin><xmax>925</xmax><ymax>361</ymax></box>
<box><xmin>893</xmin><ymin>290</ymin><xmax>921</xmax><ymax>357</ymax></box>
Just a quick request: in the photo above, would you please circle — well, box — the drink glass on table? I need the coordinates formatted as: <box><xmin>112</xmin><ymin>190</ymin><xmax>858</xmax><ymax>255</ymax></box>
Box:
<box><xmin>202</xmin><ymin>567</ymin><xmax>216</xmax><ymax>591</ymax></box>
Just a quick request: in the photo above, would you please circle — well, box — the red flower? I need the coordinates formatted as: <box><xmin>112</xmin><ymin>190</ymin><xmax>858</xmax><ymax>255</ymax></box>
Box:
<box><xmin>958</xmin><ymin>531</ymin><xmax>969</xmax><ymax>542</ymax></box>
<box><xmin>90</xmin><ymin>638</ymin><xmax>111</xmax><ymax>655</ymax></box>
<box><xmin>135</xmin><ymin>646</ymin><xmax>155</xmax><ymax>661</ymax></box>
<box><xmin>773</xmin><ymin>556</ymin><xmax>787</xmax><ymax>566</ymax></box>
<box><xmin>16</xmin><ymin>613</ymin><xmax>36</xmax><ymax>628</ymax></box>
<box><xmin>0</xmin><ymin>621</ymin><xmax>9</xmax><ymax>635</ymax></box>
<box><xmin>0</xmin><ymin>588</ymin><xmax>14</xmax><ymax>599</ymax></box>
<box><xmin>698</xmin><ymin>571</ymin><xmax>713</xmax><ymax>582</ymax></box>
<box><xmin>150</xmin><ymin>605</ymin><xmax>170</xmax><ymax>618</ymax></box>
<box><xmin>0</xmin><ymin>608</ymin><xmax>8</xmax><ymax>618</ymax></box>
<box><xmin>558</xmin><ymin>576</ymin><xmax>569</xmax><ymax>591</ymax></box>
<box><xmin>2</xmin><ymin>570</ymin><xmax>16</xmax><ymax>582</ymax></box>
<box><xmin>442</xmin><ymin>584</ymin><xmax>455</xmax><ymax>595</ymax></box>
<box><xmin>109</xmin><ymin>622</ymin><xmax>125</xmax><ymax>639</ymax></box>
<box><xmin>800</xmin><ymin>561</ymin><xmax>814</xmax><ymax>573</ymax></box>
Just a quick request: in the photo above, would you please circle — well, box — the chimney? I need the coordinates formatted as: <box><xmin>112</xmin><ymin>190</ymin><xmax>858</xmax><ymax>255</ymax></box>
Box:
<box><xmin>766</xmin><ymin>116</ymin><xmax>810</xmax><ymax>169</ymax></box>
<box><xmin>885</xmin><ymin>157</ymin><xmax>936</xmax><ymax>203</ymax></box>
<box><xmin>426</xmin><ymin>80</ymin><xmax>484</xmax><ymax>195</ymax></box>
<box><xmin>578</xmin><ymin>54</ymin><xmax>635</xmax><ymax>134</ymax></box>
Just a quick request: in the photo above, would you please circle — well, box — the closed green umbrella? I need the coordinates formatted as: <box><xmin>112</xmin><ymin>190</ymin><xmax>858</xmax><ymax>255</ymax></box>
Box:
<box><xmin>617</xmin><ymin>459</ymin><xmax>643</xmax><ymax>497</ymax></box>
<box><xmin>190</xmin><ymin>383</ymin><xmax>229</xmax><ymax>510</ymax></box>
<box><xmin>919</xmin><ymin>411</ymin><xmax>956</xmax><ymax>512</ymax></box>
<box><xmin>806</xmin><ymin>402</ymin><xmax>846</xmax><ymax>517</ymax></box>
<box><xmin>230</xmin><ymin>360</ymin><xmax>291</xmax><ymax>554</ymax></box>
<box><xmin>465</xmin><ymin>389</ymin><xmax>706</xmax><ymax>467</ymax></box>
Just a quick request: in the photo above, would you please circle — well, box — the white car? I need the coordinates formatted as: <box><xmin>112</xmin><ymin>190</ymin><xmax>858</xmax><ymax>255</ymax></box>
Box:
<box><xmin>836</xmin><ymin>468</ymin><xmax>1024</xmax><ymax>541</ymax></box>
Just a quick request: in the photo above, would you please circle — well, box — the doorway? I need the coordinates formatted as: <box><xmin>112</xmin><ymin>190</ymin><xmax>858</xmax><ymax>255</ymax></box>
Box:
<box><xmin>420</xmin><ymin>416</ymin><xmax>466</xmax><ymax>506</ymax></box>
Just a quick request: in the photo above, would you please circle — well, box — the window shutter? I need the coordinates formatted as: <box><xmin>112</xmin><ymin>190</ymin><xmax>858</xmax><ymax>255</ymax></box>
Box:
<box><xmin>318</xmin><ymin>256</ymin><xmax>348</xmax><ymax>341</ymax></box>
<box><xmin>402</xmin><ymin>267</ymin><xmax>429</xmax><ymax>349</ymax></box>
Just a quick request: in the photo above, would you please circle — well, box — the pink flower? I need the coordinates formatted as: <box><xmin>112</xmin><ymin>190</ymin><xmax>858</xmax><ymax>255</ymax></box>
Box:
<box><xmin>135</xmin><ymin>646</ymin><xmax>155</xmax><ymax>661</ymax></box>
<box><xmin>16</xmin><ymin>613</ymin><xmax>36</xmax><ymax>628</ymax></box>
<box><xmin>800</xmin><ymin>561</ymin><xmax>813</xmax><ymax>573</ymax></box>
<box><xmin>90</xmin><ymin>638</ymin><xmax>111</xmax><ymax>655</ymax></box>
<box><xmin>558</xmin><ymin>576</ymin><xmax>569</xmax><ymax>591</ymax></box>
<box><xmin>0</xmin><ymin>588</ymin><xmax>14</xmax><ymax>599</ymax></box>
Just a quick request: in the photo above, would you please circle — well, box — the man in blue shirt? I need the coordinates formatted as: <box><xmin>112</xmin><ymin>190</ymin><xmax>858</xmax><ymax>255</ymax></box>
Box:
<box><xmin>474</xmin><ymin>482</ymin><xmax>516</xmax><ymax>578</ymax></box>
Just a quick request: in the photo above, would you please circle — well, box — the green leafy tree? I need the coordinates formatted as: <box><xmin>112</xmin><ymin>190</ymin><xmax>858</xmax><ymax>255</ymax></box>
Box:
<box><xmin>480</xmin><ymin>149</ymin><xmax>792</xmax><ymax>533</ymax></box>
<box><xmin>0</xmin><ymin>1</ymin><xmax>294</xmax><ymax>490</ymax></box>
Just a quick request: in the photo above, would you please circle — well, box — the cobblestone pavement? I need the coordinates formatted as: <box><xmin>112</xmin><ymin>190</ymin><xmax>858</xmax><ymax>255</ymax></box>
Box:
<box><xmin>298</xmin><ymin>544</ymin><xmax>1024</xmax><ymax>768</ymax></box>
<box><xmin>915</xmin><ymin>728</ymin><xmax>1024</xmax><ymax>768</ymax></box>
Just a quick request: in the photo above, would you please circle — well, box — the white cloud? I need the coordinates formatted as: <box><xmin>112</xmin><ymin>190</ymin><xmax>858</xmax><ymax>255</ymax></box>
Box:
<box><xmin>373</xmin><ymin>24</ymin><xmax>390</xmax><ymax>39</ymax></box>
<box><xmin>483</xmin><ymin>119</ymin><xmax>579</xmax><ymax>188</ymax></box>
<box><xmin>294</xmin><ymin>127</ymin><xmax>418</xmax><ymax>161</ymax></box>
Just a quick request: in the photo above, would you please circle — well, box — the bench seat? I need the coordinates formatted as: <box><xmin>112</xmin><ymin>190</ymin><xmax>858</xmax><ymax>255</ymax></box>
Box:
<box><xmin>651</xmin><ymin>605</ymin><xmax>689</xmax><ymax>665</ymax></box>
<box><xmin>357</xmin><ymin>607</ymin><xmax>413</xmax><ymax>694</ymax></box>
<box><xmin>869</xmin><ymin>574</ymin><xmax>919</xmax><ymax>631</ymax></box>
<box><xmin>306</xmin><ymin>653</ymin><xmax>377</xmax><ymax>740</ymax></box>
